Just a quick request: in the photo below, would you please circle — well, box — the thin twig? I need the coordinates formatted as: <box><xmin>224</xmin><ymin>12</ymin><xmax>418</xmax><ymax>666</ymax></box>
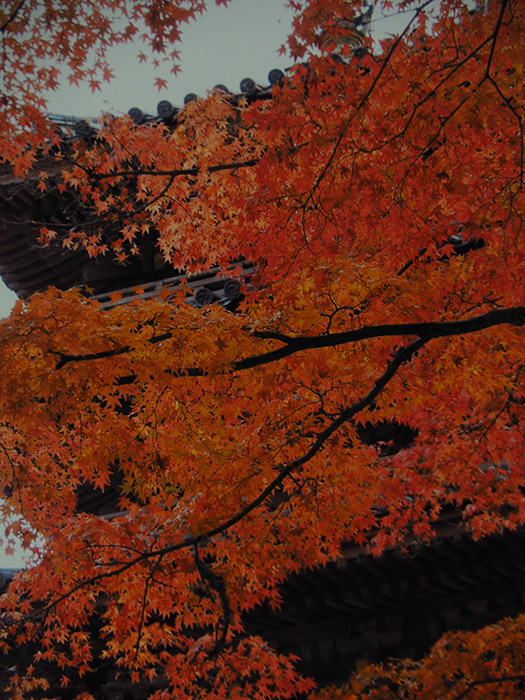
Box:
<box><xmin>0</xmin><ymin>0</ymin><xmax>27</xmax><ymax>33</ymax></box>
<box><xmin>450</xmin><ymin>673</ymin><xmax>525</xmax><ymax>700</ymax></box>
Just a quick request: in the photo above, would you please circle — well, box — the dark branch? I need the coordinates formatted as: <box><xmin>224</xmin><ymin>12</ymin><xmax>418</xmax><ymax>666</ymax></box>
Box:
<box><xmin>0</xmin><ymin>0</ymin><xmax>27</xmax><ymax>33</ymax></box>
<box><xmin>193</xmin><ymin>544</ymin><xmax>231</xmax><ymax>655</ymax></box>
<box><xmin>483</xmin><ymin>0</ymin><xmax>509</xmax><ymax>80</ymax></box>
<box><xmin>451</xmin><ymin>673</ymin><xmax>525</xmax><ymax>700</ymax></box>
<box><xmin>92</xmin><ymin>159</ymin><xmax>260</xmax><ymax>182</ymax></box>
<box><xmin>131</xmin><ymin>173</ymin><xmax>176</xmax><ymax>217</ymax></box>
<box><xmin>22</xmin><ymin>337</ymin><xmax>428</xmax><ymax>619</ymax></box>
<box><xmin>55</xmin><ymin>306</ymin><xmax>525</xmax><ymax>373</ymax></box>
<box><xmin>356</xmin><ymin>0</ymin><xmax>434</xmax><ymax>111</ymax></box>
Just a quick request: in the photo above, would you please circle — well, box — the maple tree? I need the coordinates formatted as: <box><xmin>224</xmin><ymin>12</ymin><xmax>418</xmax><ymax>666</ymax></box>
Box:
<box><xmin>0</xmin><ymin>0</ymin><xmax>525</xmax><ymax>697</ymax></box>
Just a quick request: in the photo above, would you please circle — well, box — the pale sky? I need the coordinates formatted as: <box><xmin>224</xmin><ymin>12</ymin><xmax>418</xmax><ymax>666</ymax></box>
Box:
<box><xmin>0</xmin><ymin>0</ymin><xmax>418</xmax><ymax>566</ymax></box>
<box><xmin>47</xmin><ymin>0</ymin><xmax>296</xmax><ymax>117</ymax></box>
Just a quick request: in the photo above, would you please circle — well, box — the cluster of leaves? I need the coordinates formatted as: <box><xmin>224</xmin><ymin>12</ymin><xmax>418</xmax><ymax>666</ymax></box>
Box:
<box><xmin>0</xmin><ymin>0</ymin><xmax>524</xmax><ymax>698</ymax></box>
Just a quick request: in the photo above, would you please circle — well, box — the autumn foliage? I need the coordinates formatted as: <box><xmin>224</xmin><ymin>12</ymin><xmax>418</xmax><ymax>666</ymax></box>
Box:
<box><xmin>0</xmin><ymin>0</ymin><xmax>524</xmax><ymax>697</ymax></box>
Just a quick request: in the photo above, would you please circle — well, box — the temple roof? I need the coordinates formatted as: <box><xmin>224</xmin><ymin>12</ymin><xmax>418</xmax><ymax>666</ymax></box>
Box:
<box><xmin>247</xmin><ymin>522</ymin><xmax>525</xmax><ymax>682</ymax></box>
<box><xmin>0</xmin><ymin>68</ymin><xmax>287</xmax><ymax>302</ymax></box>
<box><xmin>0</xmin><ymin>9</ymin><xmax>372</xmax><ymax>299</ymax></box>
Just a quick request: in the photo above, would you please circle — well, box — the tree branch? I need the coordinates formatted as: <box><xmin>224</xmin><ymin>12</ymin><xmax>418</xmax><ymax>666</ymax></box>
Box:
<box><xmin>55</xmin><ymin>306</ymin><xmax>525</xmax><ymax>373</ymax></box>
<box><xmin>483</xmin><ymin>0</ymin><xmax>509</xmax><ymax>80</ymax></box>
<box><xmin>193</xmin><ymin>544</ymin><xmax>231</xmax><ymax>655</ymax></box>
<box><xmin>92</xmin><ymin>159</ymin><xmax>260</xmax><ymax>182</ymax></box>
<box><xmin>356</xmin><ymin>0</ymin><xmax>434</xmax><ymax>111</ymax></box>
<box><xmin>18</xmin><ymin>337</ymin><xmax>428</xmax><ymax>620</ymax></box>
<box><xmin>450</xmin><ymin>673</ymin><xmax>525</xmax><ymax>700</ymax></box>
<box><xmin>0</xmin><ymin>0</ymin><xmax>27</xmax><ymax>33</ymax></box>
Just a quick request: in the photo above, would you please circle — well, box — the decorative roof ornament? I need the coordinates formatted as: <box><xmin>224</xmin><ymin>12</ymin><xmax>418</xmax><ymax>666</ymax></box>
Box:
<box><xmin>157</xmin><ymin>99</ymin><xmax>176</xmax><ymax>119</ymax></box>
<box><xmin>128</xmin><ymin>106</ymin><xmax>145</xmax><ymax>124</ymax></box>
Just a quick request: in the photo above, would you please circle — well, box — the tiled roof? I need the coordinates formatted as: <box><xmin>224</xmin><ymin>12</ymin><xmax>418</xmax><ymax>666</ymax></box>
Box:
<box><xmin>126</xmin><ymin>69</ymin><xmax>285</xmax><ymax>127</ymax></box>
<box><xmin>0</xmin><ymin>8</ymin><xmax>373</xmax><ymax>300</ymax></box>
<box><xmin>0</xmin><ymin>173</ymin><xmax>90</xmax><ymax>298</ymax></box>
<box><xmin>247</xmin><ymin>524</ymin><xmax>525</xmax><ymax>681</ymax></box>
<box><xmin>0</xmin><ymin>68</ymin><xmax>287</xmax><ymax>302</ymax></box>
<box><xmin>0</xmin><ymin>569</ymin><xmax>17</xmax><ymax>594</ymax></box>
